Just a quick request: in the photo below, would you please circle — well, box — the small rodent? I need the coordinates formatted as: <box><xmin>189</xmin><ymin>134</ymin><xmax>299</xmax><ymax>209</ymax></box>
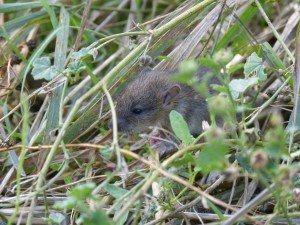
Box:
<box><xmin>112</xmin><ymin>66</ymin><xmax>218</xmax><ymax>135</ymax></box>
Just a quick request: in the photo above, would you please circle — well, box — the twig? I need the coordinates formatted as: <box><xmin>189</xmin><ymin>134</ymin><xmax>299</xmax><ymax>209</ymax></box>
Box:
<box><xmin>222</xmin><ymin>183</ymin><xmax>276</xmax><ymax>225</ymax></box>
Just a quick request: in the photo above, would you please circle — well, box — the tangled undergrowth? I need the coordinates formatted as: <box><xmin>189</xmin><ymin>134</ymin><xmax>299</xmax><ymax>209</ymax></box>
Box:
<box><xmin>0</xmin><ymin>0</ymin><xmax>300</xmax><ymax>224</ymax></box>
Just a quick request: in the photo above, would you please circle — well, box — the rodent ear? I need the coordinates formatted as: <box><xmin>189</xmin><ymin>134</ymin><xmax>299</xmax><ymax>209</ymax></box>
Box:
<box><xmin>139</xmin><ymin>67</ymin><xmax>153</xmax><ymax>76</ymax></box>
<box><xmin>163</xmin><ymin>84</ymin><xmax>181</xmax><ymax>106</ymax></box>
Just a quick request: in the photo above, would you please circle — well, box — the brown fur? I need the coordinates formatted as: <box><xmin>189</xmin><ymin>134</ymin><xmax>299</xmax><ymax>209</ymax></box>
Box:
<box><xmin>113</xmin><ymin>67</ymin><xmax>216</xmax><ymax>135</ymax></box>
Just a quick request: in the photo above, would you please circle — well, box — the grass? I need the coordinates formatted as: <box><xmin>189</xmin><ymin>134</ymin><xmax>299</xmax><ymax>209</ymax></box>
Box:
<box><xmin>0</xmin><ymin>0</ymin><xmax>300</xmax><ymax>224</ymax></box>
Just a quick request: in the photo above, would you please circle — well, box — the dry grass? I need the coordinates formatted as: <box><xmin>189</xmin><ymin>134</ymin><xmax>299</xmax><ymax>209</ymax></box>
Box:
<box><xmin>0</xmin><ymin>0</ymin><xmax>300</xmax><ymax>224</ymax></box>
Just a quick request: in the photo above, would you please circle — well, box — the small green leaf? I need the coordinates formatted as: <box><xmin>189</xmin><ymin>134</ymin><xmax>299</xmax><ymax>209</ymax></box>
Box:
<box><xmin>50</xmin><ymin>163</ymin><xmax>60</xmax><ymax>171</ymax></box>
<box><xmin>32</xmin><ymin>57</ymin><xmax>59</xmax><ymax>80</ymax></box>
<box><xmin>78</xmin><ymin>209</ymin><xmax>114</xmax><ymax>225</ymax></box>
<box><xmin>244</xmin><ymin>52</ymin><xmax>266</xmax><ymax>80</ymax></box>
<box><xmin>44</xmin><ymin>212</ymin><xmax>65</xmax><ymax>224</ymax></box>
<box><xmin>235</xmin><ymin>152</ymin><xmax>253</xmax><ymax>173</ymax></box>
<box><xmin>169</xmin><ymin>110</ymin><xmax>194</xmax><ymax>145</ymax></box>
<box><xmin>67</xmin><ymin>60</ymin><xmax>86</xmax><ymax>74</ymax></box>
<box><xmin>264</xmin><ymin>128</ymin><xmax>287</xmax><ymax>158</ymax></box>
<box><xmin>70</xmin><ymin>47</ymin><xmax>98</xmax><ymax>60</ymax></box>
<box><xmin>105</xmin><ymin>183</ymin><xmax>128</xmax><ymax>199</ymax></box>
<box><xmin>229</xmin><ymin>77</ymin><xmax>259</xmax><ymax>99</ymax></box>
<box><xmin>179</xmin><ymin>60</ymin><xmax>198</xmax><ymax>75</ymax></box>
<box><xmin>170</xmin><ymin>60</ymin><xmax>198</xmax><ymax>84</ymax></box>
<box><xmin>212</xmin><ymin>48</ymin><xmax>233</xmax><ymax>66</ymax></box>
<box><xmin>195</xmin><ymin>142</ymin><xmax>227</xmax><ymax>174</ymax></box>
<box><xmin>195</xmin><ymin>128</ymin><xmax>228</xmax><ymax>174</ymax></box>
<box><xmin>54</xmin><ymin>197</ymin><xmax>77</xmax><ymax>209</ymax></box>
<box><xmin>199</xmin><ymin>57</ymin><xmax>220</xmax><ymax>74</ymax></box>
<box><xmin>228</xmin><ymin>63</ymin><xmax>244</xmax><ymax>74</ymax></box>
<box><xmin>64</xmin><ymin>175</ymin><xmax>72</xmax><ymax>184</ymax></box>
<box><xmin>70</xmin><ymin>182</ymin><xmax>96</xmax><ymax>198</ymax></box>
<box><xmin>156</xmin><ymin>55</ymin><xmax>172</xmax><ymax>61</ymax></box>
<box><xmin>170</xmin><ymin>154</ymin><xmax>194</xmax><ymax>167</ymax></box>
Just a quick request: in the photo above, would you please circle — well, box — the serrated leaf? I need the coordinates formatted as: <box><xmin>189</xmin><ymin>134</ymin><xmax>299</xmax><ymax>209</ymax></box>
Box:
<box><xmin>105</xmin><ymin>183</ymin><xmax>128</xmax><ymax>199</ymax></box>
<box><xmin>32</xmin><ymin>57</ymin><xmax>59</xmax><ymax>80</ymax></box>
<box><xmin>244</xmin><ymin>52</ymin><xmax>266</xmax><ymax>80</ymax></box>
<box><xmin>229</xmin><ymin>77</ymin><xmax>259</xmax><ymax>99</ymax></box>
<box><xmin>169</xmin><ymin>110</ymin><xmax>193</xmax><ymax>145</ymax></box>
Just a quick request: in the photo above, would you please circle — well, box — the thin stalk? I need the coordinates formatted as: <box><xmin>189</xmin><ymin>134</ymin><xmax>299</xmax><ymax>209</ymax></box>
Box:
<box><xmin>7</xmin><ymin>94</ymin><xmax>29</xmax><ymax>225</ymax></box>
<box><xmin>253</xmin><ymin>0</ymin><xmax>294</xmax><ymax>63</ymax></box>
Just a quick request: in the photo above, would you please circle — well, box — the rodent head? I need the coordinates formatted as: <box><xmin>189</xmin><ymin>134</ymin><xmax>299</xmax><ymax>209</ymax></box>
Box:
<box><xmin>112</xmin><ymin>68</ymin><xmax>181</xmax><ymax>133</ymax></box>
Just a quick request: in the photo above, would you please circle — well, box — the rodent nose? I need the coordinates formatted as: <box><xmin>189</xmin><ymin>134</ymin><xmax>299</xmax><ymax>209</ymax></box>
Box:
<box><xmin>109</xmin><ymin>117</ymin><xmax>127</xmax><ymax>132</ymax></box>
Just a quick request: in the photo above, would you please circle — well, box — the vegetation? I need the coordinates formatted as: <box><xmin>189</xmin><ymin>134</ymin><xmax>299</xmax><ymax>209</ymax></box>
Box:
<box><xmin>0</xmin><ymin>0</ymin><xmax>299</xmax><ymax>224</ymax></box>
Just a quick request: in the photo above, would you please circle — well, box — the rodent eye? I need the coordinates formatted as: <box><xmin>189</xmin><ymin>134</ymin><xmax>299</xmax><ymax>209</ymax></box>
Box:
<box><xmin>132</xmin><ymin>108</ymin><xmax>143</xmax><ymax>114</ymax></box>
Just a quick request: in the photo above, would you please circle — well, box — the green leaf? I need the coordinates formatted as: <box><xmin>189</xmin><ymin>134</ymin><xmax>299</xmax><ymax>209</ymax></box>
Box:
<box><xmin>195</xmin><ymin>141</ymin><xmax>227</xmax><ymax>174</ymax></box>
<box><xmin>199</xmin><ymin>57</ymin><xmax>220</xmax><ymax>74</ymax></box>
<box><xmin>105</xmin><ymin>183</ymin><xmax>128</xmax><ymax>199</ymax></box>
<box><xmin>229</xmin><ymin>77</ymin><xmax>259</xmax><ymax>99</ymax></box>
<box><xmin>228</xmin><ymin>63</ymin><xmax>244</xmax><ymax>74</ymax></box>
<box><xmin>67</xmin><ymin>60</ymin><xmax>86</xmax><ymax>74</ymax></box>
<box><xmin>264</xmin><ymin>128</ymin><xmax>287</xmax><ymax>158</ymax></box>
<box><xmin>0</xmin><ymin>11</ymin><xmax>47</xmax><ymax>36</ymax></box>
<box><xmin>207</xmin><ymin>200</ymin><xmax>226</xmax><ymax>221</ymax></box>
<box><xmin>170</xmin><ymin>60</ymin><xmax>198</xmax><ymax>84</ymax></box>
<box><xmin>169</xmin><ymin>110</ymin><xmax>194</xmax><ymax>145</ymax></box>
<box><xmin>244</xmin><ymin>52</ymin><xmax>266</xmax><ymax>80</ymax></box>
<box><xmin>215</xmin><ymin>4</ymin><xmax>258</xmax><ymax>51</ymax></box>
<box><xmin>0</xmin><ymin>2</ymin><xmax>43</xmax><ymax>13</ymax></box>
<box><xmin>70</xmin><ymin>47</ymin><xmax>98</xmax><ymax>60</ymax></box>
<box><xmin>170</xmin><ymin>154</ymin><xmax>194</xmax><ymax>167</ymax></box>
<box><xmin>195</xmin><ymin>128</ymin><xmax>228</xmax><ymax>174</ymax></box>
<box><xmin>114</xmin><ymin>204</ymin><xmax>129</xmax><ymax>225</ymax></box>
<box><xmin>54</xmin><ymin>197</ymin><xmax>77</xmax><ymax>209</ymax></box>
<box><xmin>156</xmin><ymin>55</ymin><xmax>172</xmax><ymax>61</ymax></box>
<box><xmin>76</xmin><ymin>209</ymin><xmax>114</xmax><ymax>225</ymax></box>
<box><xmin>64</xmin><ymin>175</ymin><xmax>72</xmax><ymax>184</ymax></box>
<box><xmin>212</xmin><ymin>48</ymin><xmax>233</xmax><ymax>66</ymax></box>
<box><xmin>235</xmin><ymin>152</ymin><xmax>253</xmax><ymax>173</ymax></box>
<box><xmin>45</xmin><ymin>213</ymin><xmax>65</xmax><ymax>224</ymax></box>
<box><xmin>178</xmin><ymin>60</ymin><xmax>198</xmax><ymax>75</ymax></box>
<box><xmin>50</xmin><ymin>163</ymin><xmax>60</xmax><ymax>171</ymax></box>
<box><xmin>70</xmin><ymin>182</ymin><xmax>96</xmax><ymax>198</ymax></box>
<box><xmin>31</xmin><ymin>57</ymin><xmax>59</xmax><ymax>80</ymax></box>
<box><xmin>261</xmin><ymin>42</ymin><xmax>286</xmax><ymax>70</ymax></box>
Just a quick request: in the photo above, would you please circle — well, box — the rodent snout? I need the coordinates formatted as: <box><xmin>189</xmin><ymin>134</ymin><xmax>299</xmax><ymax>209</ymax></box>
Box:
<box><xmin>109</xmin><ymin>117</ymin><xmax>128</xmax><ymax>132</ymax></box>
